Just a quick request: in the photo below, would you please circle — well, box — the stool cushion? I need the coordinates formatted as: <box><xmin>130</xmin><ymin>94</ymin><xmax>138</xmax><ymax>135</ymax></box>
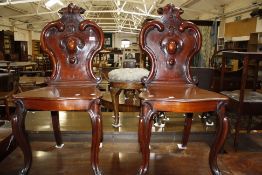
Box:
<box><xmin>108</xmin><ymin>68</ymin><xmax>149</xmax><ymax>82</ymax></box>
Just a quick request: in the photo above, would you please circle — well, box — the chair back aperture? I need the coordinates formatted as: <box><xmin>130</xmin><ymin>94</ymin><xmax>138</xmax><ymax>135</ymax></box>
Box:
<box><xmin>139</xmin><ymin>4</ymin><xmax>202</xmax><ymax>86</ymax></box>
<box><xmin>40</xmin><ymin>3</ymin><xmax>104</xmax><ymax>85</ymax></box>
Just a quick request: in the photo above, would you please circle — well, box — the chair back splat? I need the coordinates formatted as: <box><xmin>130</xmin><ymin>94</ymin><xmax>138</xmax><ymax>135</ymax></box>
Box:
<box><xmin>40</xmin><ymin>3</ymin><xmax>104</xmax><ymax>85</ymax></box>
<box><xmin>139</xmin><ymin>4</ymin><xmax>201</xmax><ymax>85</ymax></box>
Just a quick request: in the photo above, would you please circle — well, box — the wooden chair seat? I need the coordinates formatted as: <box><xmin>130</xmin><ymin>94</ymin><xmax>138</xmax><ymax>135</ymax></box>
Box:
<box><xmin>141</xmin><ymin>85</ymin><xmax>227</xmax><ymax>104</ymax></box>
<box><xmin>13</xmin><ymin>85</ymin><xmax>102</xmax><ymax>110</ymax></box>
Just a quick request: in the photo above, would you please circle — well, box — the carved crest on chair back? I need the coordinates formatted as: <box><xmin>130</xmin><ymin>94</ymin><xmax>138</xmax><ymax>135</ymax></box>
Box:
<box><xmin>40</xmin><ymin>3</ymin><xmax>104</xmax><ymax>84</ymax></box>
<box><xmin>139</xmin><ymin>4</ymin><xmax>202</xmax><ymax>85</ymax></box>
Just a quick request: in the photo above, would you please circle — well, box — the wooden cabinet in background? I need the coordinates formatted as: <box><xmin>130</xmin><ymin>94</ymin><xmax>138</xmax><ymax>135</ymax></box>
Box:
<box><xmin>224</xmin><ymin>40</ymin><xmax>248</xmax><ymax>51</ymax></box>
<box><xmin>14</xmin><ymin>41</ymin><xmax>28</xmax><ymax>61</ymax></box>
<box><xmin>0</xmin><ymin>30</ymin><xmax>14</xmax><ymax>60</ymax></box>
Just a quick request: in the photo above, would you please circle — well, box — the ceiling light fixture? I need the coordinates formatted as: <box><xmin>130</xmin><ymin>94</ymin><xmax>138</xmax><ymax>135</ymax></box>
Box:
<box><xmin>45</xmin><ymin>0</ymin><xmax>63</xmax><ymax>8</ymax></box>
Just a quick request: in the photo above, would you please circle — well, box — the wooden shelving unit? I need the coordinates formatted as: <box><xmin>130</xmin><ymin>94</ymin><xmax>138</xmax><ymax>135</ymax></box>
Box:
<box><xmin>0</xmin><ymin>30</ymin><xmax>14</xmax><ymax>60</ymax></box>
<box><xmin>248</xmin><ymin>32</ymin><xmax>262</xmax><ymax>52</ymax></box>
<box><xmin>32</xmin><ymin>40</ymin><xmax>42</xmax><ymax>58</ymax></box>
<box><xmin>217</xmin><ymin>37</ymin><xmax>224</xmax><ymax>51</ymax></box>
<box><xmin>224</xmin><ymin>40</ymin><xmax>248</xmax><ymax>51</ymax></box>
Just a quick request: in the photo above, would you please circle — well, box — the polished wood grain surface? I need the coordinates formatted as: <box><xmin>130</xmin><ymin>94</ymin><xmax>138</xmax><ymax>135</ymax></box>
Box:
<box><xmin>138</xmin><ymin>4</ymin><xmax>228</xmax><ymax>175</ymax></box>
<box><xmin>140</xmin><ymin>85</ymin><xmax>227</xmax><ymax>102</ymax></box>
<box><xmin>11</xmin><ymin>3</ymin><xmax>104</xmax><ymax>175</ymax></box>
<box><xmin>14</xmin><ymin>85</ymin><xmax>102</xmax><ymax>100</ymax></box>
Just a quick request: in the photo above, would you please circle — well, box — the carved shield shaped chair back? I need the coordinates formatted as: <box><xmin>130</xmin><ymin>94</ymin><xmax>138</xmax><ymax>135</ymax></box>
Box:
<box><xmin>140</xmin><ymin>4</ymin><xmax>201</xmax><ymax>85</ymax></box>
<box><xmin>41</xmin><ymin>3</ymin><xmax>103</xmax><ymax>84</ymax></box>
<box><xmin>11</xmin><ymin>4</ymin><xmax>104</xmax><ymax>175</ymax></box>
<box><xmin>138</xmin><ymin>4</ymin><xmax>229</xmax><ymax>175</ymax></box>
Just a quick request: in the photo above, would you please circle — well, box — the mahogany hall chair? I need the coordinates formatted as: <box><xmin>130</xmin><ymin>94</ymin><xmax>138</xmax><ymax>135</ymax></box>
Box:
<box><xmin>11</xmin><ymin>4</ymin><xmax>104</xmax><ymax>175</ymax></box>
<box><xmin>138</xmin><ymin>4</ymin><xmax>229</xmax><ymax>175</ymax></box>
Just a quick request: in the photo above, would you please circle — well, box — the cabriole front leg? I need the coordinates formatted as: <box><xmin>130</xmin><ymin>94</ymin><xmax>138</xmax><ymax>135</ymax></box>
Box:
<box><xmin>11</xmin><ymin>100</ymin><xmax>32</xmax><ymax>175</ymax></box>
<box><xmin>88</xmin><ymin>99</ymin><xmax>102</xmax><ymax>175</ymax></box>
<box><xmin>209</xmin><ymin>101</ymin><xmax>228</xmax><ymax>175</ymax></box>
<box><xmin>138</xmin><ymin>102</ymin><xmax>155</xmax><ymax>175</ymax></box>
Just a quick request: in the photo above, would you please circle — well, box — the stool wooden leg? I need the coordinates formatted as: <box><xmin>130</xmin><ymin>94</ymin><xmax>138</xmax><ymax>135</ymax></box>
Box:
<box><xmin>138</xmin><ymin>102</ymin><xmax>155</xmax><ymax>175</ymax></box>
<box><xmin>88</xmin><ymin>99</ymin><xmax>102</xmax><ymax>175</ymax></box>
<box><xmin>110</xmin><ymin>87</ymin><xmax>121</xmax><ymax>127</ymax></box>
<box><xmin>179</xmin><ymin>113</ymin><xmax>193</xmax><ymax>149</ymax></box>
<box><xmin>209</xmin><ymin>102</ymin><xmax>228</xmax><ymax>175</ymax></box>
<box><xmin>11</xmin><ymin>100</ymin><xmax>32</xmax><ymax>175</ymax></box>
<box><xmin>51</xmin><ymin>111</ymin><xmax>63</xmax><ymax>148</ymax></box>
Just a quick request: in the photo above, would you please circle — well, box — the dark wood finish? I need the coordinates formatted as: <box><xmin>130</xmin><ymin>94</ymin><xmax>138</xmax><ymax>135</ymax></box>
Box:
<box><xmin>14</xmin><ymin>41</ymin><xmax>28</xmax><ymax>61</ymax></box>
<box><xmin>0</xmin><ymin>134</ymin><xmax>17</xmax><ymax>162</ymax></box>
<box><xmin>138</xmin><ymin>4</ymin><xmax>229</xmax><ymax>175</ymax></box>
<box><xmin>0</xmin><ymin>30</ymin><xmax>14</xmax><ymax>60</ymax></box>
<box><xmin>181</xmin><ymin>113</ymin><xmax>193</xmax><ymax>148</ymax></box>
<box><xmin>51</xmin><ymin>111</ymin><xmax>63</xmax><ymax>147</ymax></box>
<box><xmin>221</xmin><ymin>51</ymin><xmax>262</xmax><ymax>149</ymax></box>
<box><xmin>11</xmin><ymin>3</ymin><xmax>104</xmax><ymax>175</ymax></box>
<box><xmin>0</xmin><ymin>73</ymin><xmax>18</xmax><ymax>162</ymax></box>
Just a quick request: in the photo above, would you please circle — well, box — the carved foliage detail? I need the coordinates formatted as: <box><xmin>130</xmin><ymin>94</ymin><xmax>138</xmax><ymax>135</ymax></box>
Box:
<box><xmin>158</xmin><ymin>4</ymin><xmax>185</xmax><ymax>68</ymax></box>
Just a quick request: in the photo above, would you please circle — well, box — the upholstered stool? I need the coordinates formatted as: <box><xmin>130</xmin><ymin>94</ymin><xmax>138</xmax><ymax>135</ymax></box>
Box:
<box><xmin>108</xmin><ymin>68</ymin><xmax>149</xmax><ymax>127</ymax></box>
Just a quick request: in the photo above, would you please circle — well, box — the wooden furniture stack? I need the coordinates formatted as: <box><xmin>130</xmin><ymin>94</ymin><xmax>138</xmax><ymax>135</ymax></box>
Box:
<box><xmin>221</xmin><ymin>51</ymin><xmax>262</xmax><ymax>149</ymax></box>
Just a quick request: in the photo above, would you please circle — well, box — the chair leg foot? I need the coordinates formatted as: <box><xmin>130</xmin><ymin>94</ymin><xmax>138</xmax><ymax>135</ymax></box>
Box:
<box><xmin>177</xmin><ymin>143</ymin><xmax>187</xmax><ymax>150</ymax></box>
<box><xmin>55</xmin><ymin>143</ymin><xmax>64</xmax><ymax>149</ymax></box>
<box><xmin>112</xmin><ymin>123</ymin><xmax>121</xmax><ymax>128</ymax></box>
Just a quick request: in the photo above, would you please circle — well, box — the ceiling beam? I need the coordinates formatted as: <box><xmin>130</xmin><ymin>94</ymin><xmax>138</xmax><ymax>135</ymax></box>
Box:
<box><xmin>2</xmin><ymin>9</ymin><xmax>160</xmax><ymax>19</ymax></box>
<box><xmin>0</xmin><ymin>0</ymin><xmax>42</xmax><ymax>5</ymax></box>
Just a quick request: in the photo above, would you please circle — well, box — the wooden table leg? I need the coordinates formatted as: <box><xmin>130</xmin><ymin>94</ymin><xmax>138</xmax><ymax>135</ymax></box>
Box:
<box><xmin>138</xmin><ymin>102</ymin><xmax>155</xmax><ymax>175</ymax></box>
<box><xmin>11</xmin><ymin>100</ymin><xmax>32</xmax><ymax>175</ymax></box>
<box><xmin>88</xmin><ymin>99</ymin><xmax>102</xmax><ymax>175</ymax></box>
<box><xmin>179</xmin><ymin>113</ymin><xmax>193</xmax><ymax>149</ymax></box>
<box><xmin>234</xmin><ymin>56</ymin><xmax>249</xmax><ymax>150</ymax></box>
<box><xmin>51</xmin><ymin>111</ymin><xmax>63</xmax><ymax>148</ymax></box>
<box><xmin>209</xmin><ymin>102</ymin><xmax>228</xmax><ymax>175</ymax></box>
<box><xmin>110</xmin><ymin>87</ymin><xmax>121</xmax><ymax>127</ymax></box>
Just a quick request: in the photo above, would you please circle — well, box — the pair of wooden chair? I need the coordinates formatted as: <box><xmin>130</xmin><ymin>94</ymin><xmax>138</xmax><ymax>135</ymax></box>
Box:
<box><xmin>11</xmin><ymin>3</ymin><xmax>228</xmax><ymax>175</ymax></box>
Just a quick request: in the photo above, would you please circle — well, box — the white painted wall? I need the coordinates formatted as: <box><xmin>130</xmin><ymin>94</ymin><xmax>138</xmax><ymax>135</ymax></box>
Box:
<box><xmin>0</xmin><ymin>19</ymin><xmax>12</xmax><ymax>31</ymax></box>
<box><xmin>113</xmin><ymin>33</ymin><xmax>138</xmax><ymax>48</ymax></box>
<box><xmin>32</xmin><ymin>31</ymin><xmax>41</xmax><ymax>40</ymax></box>
<box><xmin>256</xmin><ymin>18</ymin><xmax>262</xmax><ymax>32</ymax></box>
<box><xmin>14</xmin><ymin>27</ymin><xmax>29</xmax><ymax>41</ymax></box>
